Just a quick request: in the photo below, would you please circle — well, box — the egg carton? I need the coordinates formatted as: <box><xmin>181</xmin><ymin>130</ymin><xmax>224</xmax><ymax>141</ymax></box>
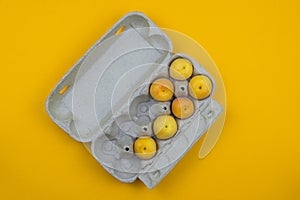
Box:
<box><xmin>46</xmin><ymin>12</ymin><xmax>223</xmax><ymax>189</ymax></box>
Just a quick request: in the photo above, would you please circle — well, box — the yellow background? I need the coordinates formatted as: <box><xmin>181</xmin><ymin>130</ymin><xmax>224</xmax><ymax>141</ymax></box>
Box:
<box><xmin>1</xmin><ymin>0</ymin><xmax>299</xmax><ymax>199</ymax></box>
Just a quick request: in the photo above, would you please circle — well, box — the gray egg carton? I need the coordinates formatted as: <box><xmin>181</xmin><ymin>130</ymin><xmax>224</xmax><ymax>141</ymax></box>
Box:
<box><xmin>46</xmin><ymin>12</ymin><xmax>223</xmax><ymax>189</ymax></box>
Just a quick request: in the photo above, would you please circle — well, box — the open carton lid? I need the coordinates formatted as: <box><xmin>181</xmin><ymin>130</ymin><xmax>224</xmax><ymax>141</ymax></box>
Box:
<box><xmin>46</xmin><ymin>12</ymin><xmax>173</xmax><ymax>142</ymax></box>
